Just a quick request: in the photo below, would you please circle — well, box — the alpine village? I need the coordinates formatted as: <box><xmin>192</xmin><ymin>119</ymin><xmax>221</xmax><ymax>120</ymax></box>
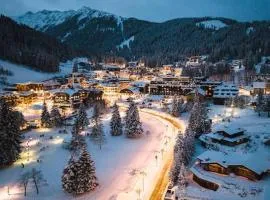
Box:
<box><xmin>0</xmin><ymin>2</ymin><xmax>270</xmax><ymax>200</ymax></box>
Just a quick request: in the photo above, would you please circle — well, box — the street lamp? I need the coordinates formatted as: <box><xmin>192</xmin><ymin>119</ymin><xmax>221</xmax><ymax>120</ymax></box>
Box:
<box><xmin>27</xmin><ymin>137</ymin><xmax>32</xmax><ymax>161</ymax></box>
<box><xmin>160</xmin><ymin>148</ymin><xmax>165</xmax><ymax>160</ymax></box>
<box><xmin>140</xmin><ymin>170</ymin><xmax>147</xmax><ymax>192</ymax></box>
<box><xmin>136</xmin><ymin>188</ymin><xmax>141</xmax><ymax>200</ymax></box>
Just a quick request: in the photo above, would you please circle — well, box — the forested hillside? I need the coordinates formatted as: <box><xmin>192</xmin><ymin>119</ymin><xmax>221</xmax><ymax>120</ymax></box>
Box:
<box><xmin>15</xmin><ymin>7</ymin><xmax>270</xmax><ymax>68</ymax></box>
<box><xmin>0</xmin><ymin>15</ymin><xmax>80</xmax><ymax>72</ymax></box>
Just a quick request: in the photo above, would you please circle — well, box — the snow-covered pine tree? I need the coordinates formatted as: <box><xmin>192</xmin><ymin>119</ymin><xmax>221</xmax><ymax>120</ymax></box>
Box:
<box><xmin>170</xmin><ymin>133</ymin><xmax>184</xmax><ymax>185</ymax></box>
<box><xmin>90</xmin><ymin>117</ymin><xmax>105</xmax><ymax>150</ymax></box>
<box><xmin>110</xmin><ymin>103</ymin><xmax>122</xmax><ymax>136</ymax></box>
<box><xmin>41</xmin><ymin>102</ymin><xmax>51</xmax><ymax>128</ymax></box>
<box><xmin>62</xmin><ymin>158</ymin><xmax>77</xmax><ymax>194</ymax></box>
<box><xmin>62</xmin><ymin>148</ymin><xmax>99</xmax><ymax>195</ymax></box>
<box><xmin>177</xmin><ymin>163</ymin><xmax>187</xmax><ymax>198</ymax></box>
<box><xmin>177</xmin><ymin>97</ymin><xmax>184</xmax><ymax>115</ymax></box>
<box><xmin>74</xmin><ymin>148</ymin><xmax>99</xmax><ymax>194</ymax></box>
<box><xmin>256</xmin><ymin>90</ymin><xmax>264</xmax><ymax>116</ymax></box>
<box><xmin>69</xmin><ymin>118</ymin><xmax>86</xmax><ymax>156</ymax></box>
<box><xmin>188</xmin><ymin>91</ymin><xmax>209</xmax><ymax>137</ymax></box>
<box><xmin>124</xmin><ymin>101</ymin><xmax>143</xmax><ymax>138</ymax></box>
<box><xmin>50</xmin><ymin>106</ymin><xmax>63</xmax><ymax>127</ymax></box>
<box><xmin>183</xmin><ymin>128</ymin><xmax>195</xmax><ymax>165</ymax></box>
<box><xmin>171</xmin><ymin>95</ymin><xmax>180</xmax><ymax>117</ymax></box>
<box><xmin>77</xmin><ymin>103</ymin><xmax>89</xmax><ymax>130</ymax></box>
<box><xmin>72</xmin><ymin>62</ymin><xmax>78</xmax><ymax>73</ymax></box>
<box><xmin>178</xmin><ymin>163</ymin><xmax>187</xmax><ymax>186</ymax></box>
<box><xmin>0</xmin><ymin>99</ymin><xmax>23</xmax><ymax>166</ymax></box>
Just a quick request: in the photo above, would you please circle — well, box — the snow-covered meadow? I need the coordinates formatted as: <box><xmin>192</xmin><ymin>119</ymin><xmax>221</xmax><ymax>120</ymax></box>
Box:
<box><xmin>0</xmin><ymin>107</ymin><xmax>181</xmax><ymax>200</ymax></box>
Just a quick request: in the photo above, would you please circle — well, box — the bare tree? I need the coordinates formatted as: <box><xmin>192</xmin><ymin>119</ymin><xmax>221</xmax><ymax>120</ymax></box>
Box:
<box><xmin>19</xmin><ymin>171</ymin><xmax>31</xmax><ymax>196</ymax></box>
<box><xmin>31</xmin><ymin>168</ymin><xmax>46</xmax><ymax>195</ymax></box>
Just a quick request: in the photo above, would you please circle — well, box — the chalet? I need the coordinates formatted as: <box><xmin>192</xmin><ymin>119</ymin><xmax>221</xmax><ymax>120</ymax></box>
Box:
<box><xmin>0</xmin><ymin>92</ymin><xmax>18</xmax><ymax>106</ymax></box>
<box><xmin>253</xmin><ymin>75</ymin><xmax>270</xmax><ymax>95</ymax></box>
<box><xmin>120</xmin><ymin>87</ymin><xmax>141</xmax><ymax>99</ymax></box>
<box><xmin>161</xmin><ymin>64</ymin><xmax>174</xmax><ymax>75</ymax></box>
<box><xmin>199</xmin><ymin>128</ymin><xmax>249</xmax><ymax>147</ymax></box>
<box><xmin>16</xmin><ymin>82</ymin><xmax>43</xmax><ymax>91</ymax></box>
<box><xmin>191</xmin><ymin>150</ymin><xmax>270</xmax><ymax>190</ymax></box>
<box><xmin>42</xmin><ymin>80</ymin><xmax>61</xmax><ymax>91</ymax></box>
<box><xmin>198</xmin><ymin>80</ymin><xmax>222</xmax><ymax>97</ymax></box>
<box><xmin>17</xmin><ymin>91</ymin><xmax>38</xmax><ymax>104</ymax></box>
<box><xmin>213</xmin><ymin>84</ymin><xmax>239</xmax><ymax>104</ymax></box>
<box><xmin>186</xmin><ymin>56</ymin><xmax>205</xmax><ymax>67</ymax></box>
<box><xmin>99</xmin><ymin>83</ymin><xmax>120</xmax><ymax>105</ymax></box>
<box><xmin>52</xmin><ymin>88</ymin><xmax>88</xmax><ymax>107</ymax></box>
<box><xmin>148</xmin><ymin>78</ymin><xmax>195</xmax><ymax>96</ymax></box>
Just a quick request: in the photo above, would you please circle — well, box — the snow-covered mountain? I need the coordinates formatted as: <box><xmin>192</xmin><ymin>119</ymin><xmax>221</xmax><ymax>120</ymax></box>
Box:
<box><xmin>12</xmin><ymin>8</ymin><xmax>270</xmax><ymax>66</ymax></box>
<box><xmin>14</xmin><ymin>6</ymin><xmax>125</xmax><ymax>32</ymax></box>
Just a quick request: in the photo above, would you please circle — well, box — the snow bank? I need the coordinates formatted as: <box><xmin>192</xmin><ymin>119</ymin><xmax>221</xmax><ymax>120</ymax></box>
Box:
<box><xmin>197</xmin><ymin>20</ymin><xmax>227</xmax><ymax>30</ymax></box>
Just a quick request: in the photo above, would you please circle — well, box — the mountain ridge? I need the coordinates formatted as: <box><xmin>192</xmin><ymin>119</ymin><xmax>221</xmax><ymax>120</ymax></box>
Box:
<box><xmin>13</xmin><ymin>7</ymin><xmax>270</xmax><ymax>67</ymax></box>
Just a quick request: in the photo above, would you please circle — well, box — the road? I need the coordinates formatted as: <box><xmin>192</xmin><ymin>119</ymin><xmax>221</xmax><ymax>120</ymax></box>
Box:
<box><xmin>140</xmin><ymin>109</ymin><xmax>184</xmax><ymax>200</ymax></box>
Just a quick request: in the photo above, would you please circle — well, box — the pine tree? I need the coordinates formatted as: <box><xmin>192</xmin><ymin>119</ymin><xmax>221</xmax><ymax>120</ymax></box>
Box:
<box><xmin>72</xmin><ymin>62</ymin><xmax>78</xmax><ymax>73</ymax></box>
<box><xmin>69</xmin><ymin>118</ymin><xmax>86</xmax><ymax>156</ymax></box>
<box><xmin>171</xmin><ymin>95</ymin><xmax>179</xmax><ymax>117</ymax></box>
<box><xmin>177</xmin><ymin>98</ymin><xmax>184</xmax><ymax>115</ymax></box>
<box><xmin>110</xmin><ymin>103</ymin><xmax>122</xmax><ymax>136</ymax></box>
<box><xmin>62</xmin><ymin>158</ymin><xmax>78</xmax><ymax>194</ymax></box>
<box><xmin>170</xmin><ymin>133</ymin><xmax>184</xmax><ymax>185</ymax></box>
<box><xmin>77</xmin><ymin>103</ymin><xmax>89</xmax><ymax>130</ymax></box>
<box><xmin>41</xmin><ymin>102</ymin><xmax>51</xmax><ymax>128</ymax></box>
<box><xmin>124</xmin><ymin>101</ymin><xmax>143</xmax><ymax>138</ymax></box>
<box><xmin>183</xmin><ymin>128</ymin><xmax>195</xmax><ymax>165</ymax></box>
<box><xmin>0</xmin><ymin>99</ymin><xmax>23</xmax><ymax>166</ymax></box>
<box><xmin>75</xmin><ymin>148</ymin><xmax>99</xmax><ymax>193</ymax></box>
<box><xmin>62</xmin><ymin>149</ymin><xmax>98</xmax><ymax>195</ymax></box>
<box><xmin>188</xmin><ymin>92</ymin><xmax>209</xmax><ymax>137</ymax></box>
<box><xmin>256</xmin><ymin>90</ymin><xmax>264</xmax><ymax>116</ymax></box>
<box><xmin>90</xmin><ymin>107</ymin><xmax>106</xmax><ymax>149</ymax></box>
<box><xmin>177</xmin><ymin>163</ymin><xmax>187</xmax><ymax>198</ymax></box>
<box><xmin>50</xmin><ymin>106</ymin><xmax>63</xmax><ymax>127</ymax></box>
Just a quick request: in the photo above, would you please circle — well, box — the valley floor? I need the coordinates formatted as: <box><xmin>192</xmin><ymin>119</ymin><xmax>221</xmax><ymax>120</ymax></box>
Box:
<box><xmin>0</xmin><ymin>108</ymin><xmax>180</xmax><ymax>200</ymax></box>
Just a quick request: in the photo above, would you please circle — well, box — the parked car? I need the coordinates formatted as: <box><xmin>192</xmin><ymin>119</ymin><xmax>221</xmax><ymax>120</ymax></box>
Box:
<box><xmin>163</xmin><ymin>183</ymin><xmax>176</xmax><ymax>200</ymax></box>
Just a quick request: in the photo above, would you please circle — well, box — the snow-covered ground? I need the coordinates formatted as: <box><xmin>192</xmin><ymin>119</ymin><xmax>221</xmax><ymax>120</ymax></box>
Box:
<box><xmin>117</xmin><ymin>36</ymin><xmax>134</xmax><ymax>50</ymax></box>
<box><xmin>186</xmin><ymin>105</ymin><xmax>270</xmax><ymax>200</ymax></box>
<box><xmin>196</xmin><ymin>20</ymin><xmax>227</xmax><ymax>30</ymax></box>
<box><xmin>255</xmin><ymin>56</ymin><xmax>270</xmax><ymax>74</ymax></box>
<box><xmin>0</xmin><ymin>107</ymin><xmax>182</xmax><ymax>200</ymax></box>
<box><xmin>0</xmin><ymin>59</ymin><xmax>75</xmax><ymax>84</ymax></box>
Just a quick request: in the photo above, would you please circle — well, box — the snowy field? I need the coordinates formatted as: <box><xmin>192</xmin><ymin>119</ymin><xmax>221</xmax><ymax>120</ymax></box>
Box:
<box><xmin>186</xmin><ymin>105</ymin><xmax>270</xmax><ymax>200</ymax></box>
<box><xmin>196</xmin><ymin>20</ymin><xmax>227</xmax><ymax>30</ymax></box>
<box><xmin>0</xmin><ymin>108</ymin><xmax>181</xmax><ymax>200</ymax></box>
<box><xmin>0</xmin><ymin>59</ymin><xmax>74</xmax><ymax>84</ymax></box>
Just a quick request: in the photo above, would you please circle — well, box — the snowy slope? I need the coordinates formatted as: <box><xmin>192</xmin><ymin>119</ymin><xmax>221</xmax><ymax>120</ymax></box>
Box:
<box><xmin>0</xmin><ymin>59</ymin><xmax>73</xmax><ymax>84</ymax></box>
<box><xmin>117</xmin><ymin>36</ymin><xmax>135</xmax><ymax>49</ymax></box>
<box><xmin>196</xmin><ymin>20</ymin><xmax>227</xmax><ymax>30</ymax></box>
<box><xmin>14</xmin><ymin>6</ymin><xmax>126</xmax><ymax>32</ymax></box>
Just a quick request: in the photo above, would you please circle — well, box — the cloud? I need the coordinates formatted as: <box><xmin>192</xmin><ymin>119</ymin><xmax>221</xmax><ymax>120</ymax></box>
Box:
<box><xmin>0</xmin><ymin>0</ymin><xmax>270</xmax><ymax>21</ymax></box>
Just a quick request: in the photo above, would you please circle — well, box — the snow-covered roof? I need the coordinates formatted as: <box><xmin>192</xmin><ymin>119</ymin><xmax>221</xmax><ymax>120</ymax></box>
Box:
<box><xmin>51</xmin><ymin>88</ymin><xmax>79</xmax><ymax>96</ymax></box>
<box><xmin>200</xmin><ymin>132</ymin><xmax>249</xmax><ymax>144</ymax></box>
<box><xmin>120</xmin><ymin>86</ymin><xmax>140</xmax><ymax>94</ymax></box>
<box><xmin>197</xmin><ymin>150</ymin><xmax>270</xmax><ymax>175</ymax></box>
<box><xmin>216</xmin><ymin>127</ymin><xmax>245</xmax><ymax>136</ymax></box>
<box><xmin>253</xmin><ymin>81</ymin><xmax>266</xmax><ymax>89</ymax></box>
<box><xmin>188</xmin><ymin>88</ymin><xmax>206</xmax><ymax>96</ymax></box>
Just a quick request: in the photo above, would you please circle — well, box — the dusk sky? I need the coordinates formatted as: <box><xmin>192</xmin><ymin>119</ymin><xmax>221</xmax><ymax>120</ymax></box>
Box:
<box><xmin>1</xmin><ymin>0</ymin><xmax>270</xmax><ymax>22</ymax></box>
